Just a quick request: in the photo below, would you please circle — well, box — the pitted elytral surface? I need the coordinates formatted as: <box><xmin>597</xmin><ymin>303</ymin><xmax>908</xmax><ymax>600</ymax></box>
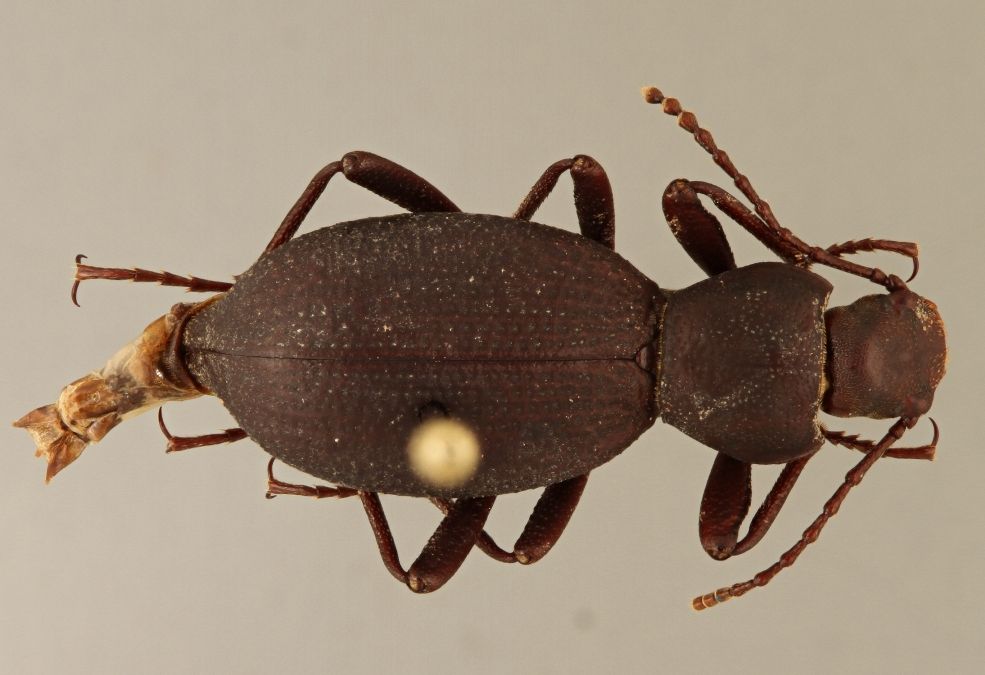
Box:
<box><xmin>184</xmin><ymin>213</ymin><xmax>664</xmax><ymax>497</ymax></box>
<box><xmin>658</xmin><ymin>263</ymin><xmax>832</xmax><ymax>465</ymax></box>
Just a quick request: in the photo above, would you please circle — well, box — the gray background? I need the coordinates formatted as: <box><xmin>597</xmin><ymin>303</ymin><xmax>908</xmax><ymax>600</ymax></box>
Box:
<box><xmin>2</xmin><ymin>2</ymin><xmax>982</xmax><ymax>673</ymax></box>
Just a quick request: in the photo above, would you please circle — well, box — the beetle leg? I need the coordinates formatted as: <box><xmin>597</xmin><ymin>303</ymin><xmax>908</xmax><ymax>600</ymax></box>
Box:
<box><xmin>679</xmin><ymin>181</ymin><xmax>806</xmax><ymax>263</ymax></box>
<box><xmin>824</xmin><ymin>238</ymin><xmax>920</xmax><ymax>282</ymax></box>
<box><xmin>71</xmin><ymin>255</ymin><xmax>233</xmax><ymax>307</ymax></box>
<box><xmin>263</xmin><ymin>459</ymin><xmax>358</xmax><ymax>499</ymax></box>
<box><xmin>694</xmin><ymin>416</ymin><xmax>916</xmax><ymax>609</ymax></box>
<box><xmin>823</xmin><ymin>419</ymin><xmax>938</xmax><ymax>461</ymax></box>
<box><xmin>644</xmin><ymin>88</ymin><xmax>911</xmax><ymax>291</ymax></box>
<box><xmin>265</xmin><ymin>151</ymin><xmax>461</xmax><ymax>253</ymax></box>
<box><xmin>662</xmin><ymin>180</ymin><xmax>736</xmax><ymax>276</ymax></box>
<box><xmin>430</xmin><ymin>473</ymin><xmax>589</xmax><ymax>565</ymax></box>
<box><xmin>513</xmin><ymin>155</ymin><xmax>615</xmax><ymax>249</ymax></box>
<box><xmin>698</xmin><ymin>454</ymin><xmax>751</xmax><ymax>560</ymax></box>
<box><xmin>699</xmin><ymin>452</ymin><xmax>814</xmax><ymax>559</ymax></box>
<box><xmin>359</xmin><ymin>491</ymin><xmax>495</xmax><ymax>593</ymax></box>
<box><xmin>157</xmin><ymin>407</ymin><xmax>246</xmax><ymax>453</ymax></box>
<box><xmin>685</xmin><ymin>180</ymin><xmax>907</xmax><ymax>290</ymax></box>
<box><xmin>730</xmin><ymin>454</ymin><xmax>814</xmax><ymax>556</ymax></box>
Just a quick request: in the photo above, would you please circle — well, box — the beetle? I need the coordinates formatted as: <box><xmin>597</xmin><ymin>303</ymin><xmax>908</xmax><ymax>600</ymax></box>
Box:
<box><xmin>14</xmin><ymin>87</ymin><xmax>946</xmax><ymax>608</ymax></box>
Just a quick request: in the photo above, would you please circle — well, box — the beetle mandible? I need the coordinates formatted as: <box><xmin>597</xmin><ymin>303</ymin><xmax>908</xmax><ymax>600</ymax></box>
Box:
<box><xmin>14</xmin><ymin>87</ymin><xmax>946</xmax><ymax>608</ymax></box>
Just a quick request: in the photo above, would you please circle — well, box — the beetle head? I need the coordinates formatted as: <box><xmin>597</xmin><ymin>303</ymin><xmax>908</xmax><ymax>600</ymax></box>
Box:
<box><xmin>13</xmin><ymin>304</ymin><xmax>204</xmax><ymax>482</ymax></box>
<box><xmin>822</xmin><ymin>288</ymin><xmax>946</xmax><ymax>419</ymax></box>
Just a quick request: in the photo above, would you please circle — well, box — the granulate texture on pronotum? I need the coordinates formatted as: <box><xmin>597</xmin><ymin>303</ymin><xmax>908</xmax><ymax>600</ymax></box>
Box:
<box><xmin>14</xmin><ymin>87</ymin><xmax>946</xmax><ymax>606</ymax></box>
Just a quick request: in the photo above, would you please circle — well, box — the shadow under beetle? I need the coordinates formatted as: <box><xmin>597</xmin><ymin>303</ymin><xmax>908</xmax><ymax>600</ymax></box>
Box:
<box><xmin>15</xmin><ymin>87</ymin><xmax>947</xmax><ymax>608</ymax></box>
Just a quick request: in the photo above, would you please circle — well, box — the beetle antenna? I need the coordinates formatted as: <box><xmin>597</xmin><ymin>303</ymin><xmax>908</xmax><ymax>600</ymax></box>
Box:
<box><xmin>643</xmin><ymin>87</ymin><xmax>924</xmax><ymax>288</ymax></box>
<box><xmin>691</xmin><ymin>416</ymin><xmax>918</xmax><ymax>610</ymax></box>
<box><xmin>642</xmin><ymin>86</ymin><xmax>785</xmax><ymax>239</ymax></box>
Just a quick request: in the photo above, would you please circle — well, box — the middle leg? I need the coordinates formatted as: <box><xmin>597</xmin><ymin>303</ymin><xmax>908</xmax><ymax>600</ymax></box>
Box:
<box><xmin>265</xmin><ymin>151</ymin><xmax>461</xmax><ymax>253</ymax></box>
<box><xmin>513</xmin><ymin>155</ymin><xmax>616</xmax><ymax>249</ymax></box>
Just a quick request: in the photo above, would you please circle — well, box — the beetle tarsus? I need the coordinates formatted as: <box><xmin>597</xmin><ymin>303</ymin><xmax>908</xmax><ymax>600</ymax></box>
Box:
<box><xmin>824</xmin><ymin>238</ymin><xmax>920</xmax><ymax>282</ymax></box>
<box><xmin>907</xmin><ymin>257</ymin><xmax>920</xmax><ymax>283</ymax></box>
<box><xmin>157</xmin><ymin>407</ymin><xmax>246</xmax><ymax>453</ymax></box>
<box><xmin>264</xmin><ymin>458</ymin><xmax>357</xmax><ymax>500</ymax></box>
<box><xmin>822</xmin><ymin>418</ymin><xmax>939</xmax><ymax>461</ymax></box>
<box><xmin>71</xmin><ymin>256</ymin><xmax>233</xmax><ymax>303</ymax></box>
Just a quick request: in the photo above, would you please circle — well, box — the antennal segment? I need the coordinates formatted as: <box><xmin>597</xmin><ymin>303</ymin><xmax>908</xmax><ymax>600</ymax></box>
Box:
<box><xmin>641</xmin><ymin>86</ymin><xmax>783</xmax><ymax>236</ymax></box>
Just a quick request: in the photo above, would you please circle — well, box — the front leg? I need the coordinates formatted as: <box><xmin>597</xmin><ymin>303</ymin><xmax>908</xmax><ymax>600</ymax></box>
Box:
<box><xmin>662</xmin><ymin>179</ymin><xmax>736</xmax><ymax>276</ymax></box>
<box><xmin>689</xmin><ymin>180</ymin><xmax>913</xmax><ymax>289</ymax></box>
<box><xmin>825</xmin><ymin>238</ymin><xmax>919</xmax><ymax>282</ymax></box>
<box><xmin>644</xmin><ymin>87</ymin><xmax>916</xmax><ymax>290</ymax></box>
<box><xmin>699</xmin><ymin>417</ymin><xmax>939</xmax><ymax>560</ymax></box>
<box><xmin>694</xmin><ymin>417</ymin><xmax>917</xmax><ymax>609</ymax></box>
<box><xmin>699</xmin><ymin>451</ymin><xmax>814</xmax><ymax>560</ymax></box>
<box><xmin>823</xmin><ymin>420</ymin><xmax>939</xmax><ymax>461</ymax></box>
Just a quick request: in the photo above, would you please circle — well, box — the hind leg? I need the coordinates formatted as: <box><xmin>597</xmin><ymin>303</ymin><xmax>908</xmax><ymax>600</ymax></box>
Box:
<box><xmin>432</xmin><ymin>473</ymin><xmax>588</xmax><ymax>564</ymax></box>
<box><xmin>71</xmin><ymin>255</ymin><xmax>233</xmax><ymax>306</ymax></box>
<box><xmin>360</xmin><ymin>492</ymin><xmax>495</xmax><ymax>593</ymax></box>
<box><xmin>265</xmin><ymin>151</ymin><xmax>461</xmax><ymax>253</ymax></box>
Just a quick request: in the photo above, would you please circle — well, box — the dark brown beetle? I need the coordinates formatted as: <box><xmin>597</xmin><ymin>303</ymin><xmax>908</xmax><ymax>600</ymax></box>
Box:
<box><xmin>14</xmin><ymin>87</ymin><xmax>946</xmax><ymax>608</ymax></box>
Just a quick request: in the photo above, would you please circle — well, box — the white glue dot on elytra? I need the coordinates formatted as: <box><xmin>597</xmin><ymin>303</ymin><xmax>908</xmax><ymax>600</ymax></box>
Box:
<box><xmin>407</xmin><ymin>417</ymin><xmax>480</xmax><ymax>489</ymax></box>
